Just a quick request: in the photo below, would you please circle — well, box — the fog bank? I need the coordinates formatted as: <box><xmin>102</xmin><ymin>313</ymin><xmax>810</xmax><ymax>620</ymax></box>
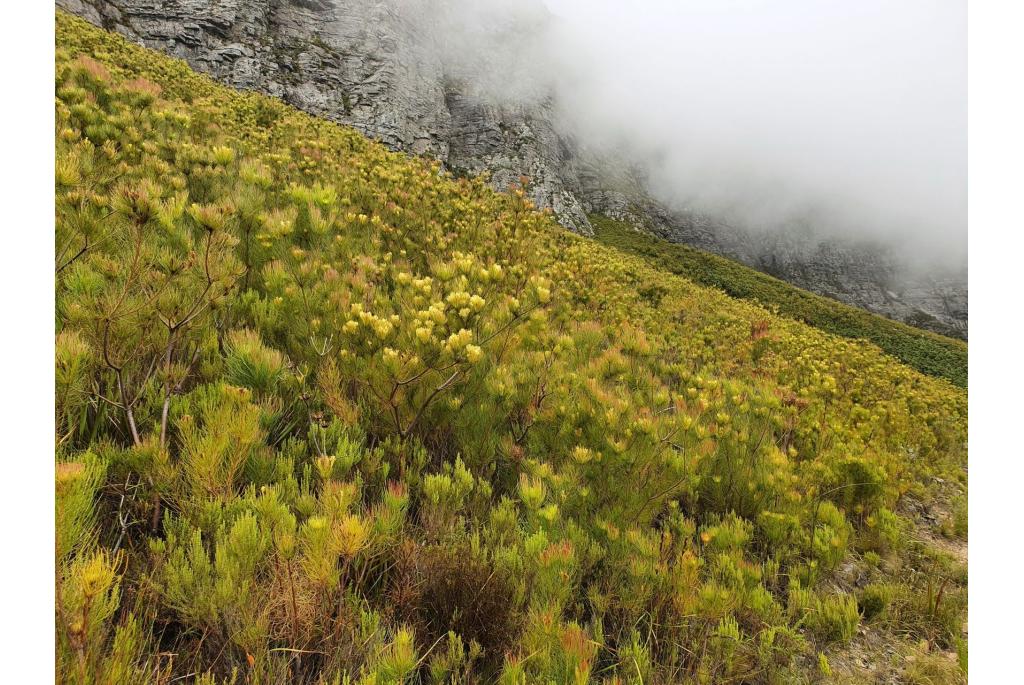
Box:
<box><xmin>403</xmin><ymin>0</ymin><xmax>967</xmax><ymax>263</ymax></box>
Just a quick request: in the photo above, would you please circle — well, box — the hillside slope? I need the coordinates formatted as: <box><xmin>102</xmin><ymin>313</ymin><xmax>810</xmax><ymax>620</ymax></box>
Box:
<box><xmin>592</xmin><ymin>215</ymin><xmax>967</xmax><ymax>388</ymax></box>
<box><xmin>57</xmin><ymin>0</ymin><xmax>968</xmax><ymax>338</ymax></box>
<box><xmin>55</xmin><ymin>13</ymin><xmax>967</xmax><ymax>684</ymax></box>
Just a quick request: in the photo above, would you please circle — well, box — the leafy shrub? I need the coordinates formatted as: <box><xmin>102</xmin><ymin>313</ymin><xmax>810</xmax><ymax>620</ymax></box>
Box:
<box><xmin>860</xmin><ymin>507</ymin><xmax>907</xmax><ymax>555</ymax></box>
<box><xmin>223</xmin><ymin>328</ymin><xmax>286</xmax><ymax>395</ymax></box>
<box><xmin>858</xmin><ymin>583</ymin><xmax>895</xmax><ymax>621</ymax></box>
<box><xmin>788</xmin><ymin>584</ymin><xmax>859</xmax><ymax>645</ymax></box>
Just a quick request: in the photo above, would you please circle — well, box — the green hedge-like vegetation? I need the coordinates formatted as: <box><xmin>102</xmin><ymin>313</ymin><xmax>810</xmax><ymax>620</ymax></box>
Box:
<box><xmin>591</xmin><ymin>214</ymin><xmax>967</xmax><ymax>387</ymax></box>
<box><xmin>55</xmin><ymin>11</ymin><xmax>966</xmax><ymax>684</ymax></box>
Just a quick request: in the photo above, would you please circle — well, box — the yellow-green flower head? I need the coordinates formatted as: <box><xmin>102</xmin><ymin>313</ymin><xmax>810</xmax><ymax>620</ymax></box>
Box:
<box><xmin>445</xmin><ymin>328</ymin><xmax>473</xmax><ymax>352</ymax></box>
<box><xmin>571</xmin><ymin>446</ymin><xmax>594</xmax><ymax>464</ymax></box>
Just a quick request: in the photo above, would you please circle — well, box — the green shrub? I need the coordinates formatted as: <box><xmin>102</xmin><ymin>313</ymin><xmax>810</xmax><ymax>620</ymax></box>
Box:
<box><xmin>789</xmin><ymin>584</ymin><xmax>859</xmax><ymax>645</ymax></box>
<box><xmin>52</xmin><ymin>12</ymin><xmax>968</xmax><ymax>683</ymax></box>
<box><xmin>858</xmin><ymin>583</ymin><xmax>895</xmax><ymax>621</ymax></box>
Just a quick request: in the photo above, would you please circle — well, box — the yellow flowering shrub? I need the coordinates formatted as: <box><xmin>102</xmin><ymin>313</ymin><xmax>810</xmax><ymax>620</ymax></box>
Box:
<box><xmin>54</xmin><ymin>12</ymin><xmax>967</xmax><ymax>684</ymax></box>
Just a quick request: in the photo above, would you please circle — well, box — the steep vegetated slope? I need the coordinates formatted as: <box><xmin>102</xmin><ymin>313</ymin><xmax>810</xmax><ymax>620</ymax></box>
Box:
<box><xmin>591</xmin><ymin>215</ymin><xmax>968</xmax><ymax>388</ymax></box>
<box><xmin>55</xmin><ymin>13</ymin><xmax>967</xmax><ymax>684</ymax></box>
<box><xmin>58</xmin><ymin>0</ymin><xmax>968</xmax><ymax>338</ymax></box>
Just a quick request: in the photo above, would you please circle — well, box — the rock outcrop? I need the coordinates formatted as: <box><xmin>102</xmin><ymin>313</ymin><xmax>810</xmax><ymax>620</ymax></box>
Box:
<box><xmin>56</xmin><ymin>0</ymin><xmax>967</xmax><ymax>338</ymax></box>
<box><xmin>56</xmin><ymin>0</ymin><xmax>592</xmax><ymax>233</ymax></box>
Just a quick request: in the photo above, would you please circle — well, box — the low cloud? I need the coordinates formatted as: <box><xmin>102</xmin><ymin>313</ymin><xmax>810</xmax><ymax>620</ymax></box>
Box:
<box><xmin>400</xmin><ymin>0</ymin><xmax>966</xmax><ymax>262</ymax></box>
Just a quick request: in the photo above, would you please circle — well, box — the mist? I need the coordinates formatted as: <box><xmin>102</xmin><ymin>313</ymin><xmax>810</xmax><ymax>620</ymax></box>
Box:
<box><xmin>402</xmin><ymin>0</ymin><xmax>966</xmax><ymax>264</ymax></box>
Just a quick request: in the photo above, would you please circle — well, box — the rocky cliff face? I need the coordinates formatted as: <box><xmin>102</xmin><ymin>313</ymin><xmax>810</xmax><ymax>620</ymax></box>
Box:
<box><xmin>620</xmin><ymin>198</ymin><xmax>969</xmax><ymax>340</ymax></box>
<box><xmin>57</xmin><ymin>0</ymin><xmax>967</xmax><ymax>338</ymax></box>
<box><xmin>57</xmin><ymin>0</ymin><xmax>592</xmax><ymax>233</ymax></box>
